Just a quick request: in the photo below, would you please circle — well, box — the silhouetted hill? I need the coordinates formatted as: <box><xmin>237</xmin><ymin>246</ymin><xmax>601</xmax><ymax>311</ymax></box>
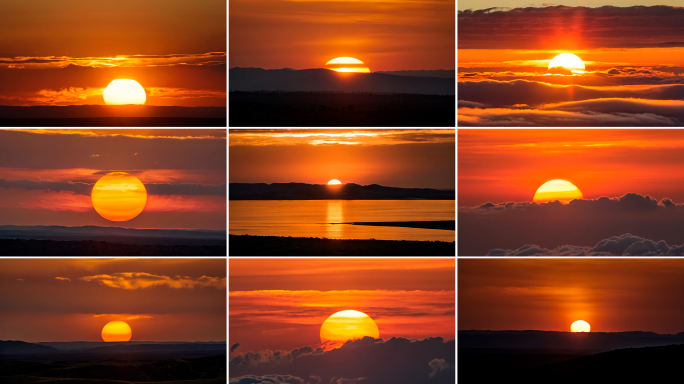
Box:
<box><xmin>0</xmin><ymin>355</ymin><xmax>225</xmax><ymax>382</ymax></box>
<box><xmin>0</xmin><ymin>239</ymin><xmax>226</xmax><ymax>256</ymax></box>
<box><xmin>229</xmin><ymin>91</ymin><xmax>455</xmax><ymax>127</ymax></box>
<box><xmin>229</xmin><ymin>68</ymin><xmax>455</xmax><ymax>95</ymax></box>
<box><xmin>0</xmin><ymin>341</ymin><xmax>58</xmax><ymax>355</ymax></box>
<box><xmin>84</xmin><ymin>343</ymin><xmax>227</xmax><ymax>355</ymax></box>
<box><xmin>0</xmin><ymin>226</ymin><xmax>226</xmax><ymax>245</ymax></box>
<box><xmin>375</xmin><ymin>70</ymin><xmax>455</xmax><ymax>78</ymax></box>
<box><xmin>462</xmin><ymin>343</ymin><xmax>684</xmax><ymax>384</ymax></box>
<box><xmin>229</xmin><ymin>183</ymin><xmax>455</xmax><ymax>200</ymax></box>
<box><xmin>459</xmin><ymin>330</ymin><xmax>684</xmax><ymax>350</ymax></box>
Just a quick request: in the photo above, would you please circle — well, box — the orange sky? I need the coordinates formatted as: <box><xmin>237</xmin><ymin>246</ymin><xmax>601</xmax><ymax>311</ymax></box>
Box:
<box><xmin>0</xmin><ymin>259</ymin><xmax>226</xmax><ymax>342</ymax></box>
<box><xmin>230</xmin><ymin>258</ymin><xmax>455</xmax><ymax>352</ymax></box>
<box><xmin>459</xmin><ymin>259</ymin><xmax>684</xmax><ymax>333</ymax></box>
<box><xmin>459</xmin><ymin>129</ymin><xmax>684</xmax><ymax>206</ymax></box>
<box><xmin>229</xmin><ymin>129</ymin><xmax>455</xmax><ymax>189</ymax></box>
<box><xmin>1</xmin><ymin>1</ymin><xmax>226</xmax><ymax>107</ymax></box>
<box><xmin>0</xmin><ymin>129</ymin><xmax>226</xmax><ymax>229</ymax></box>
<box><xmin>229</xmin><ymin>0</ymin><xmax>455</xmax><ymax>71</ymax></box>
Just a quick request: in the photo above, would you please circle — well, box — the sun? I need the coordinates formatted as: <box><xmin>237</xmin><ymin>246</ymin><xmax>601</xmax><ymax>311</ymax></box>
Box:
<box><xmin>103</xmin><ymin>79</ymin><xmax>147</xmax><ymax>105</ymax></box>
<box><xmin>326</xmin><ymin>57</ymin><xmax>370</xmax><ymax>73</ymax></box>
<box><xmin>533</xmin><ymin>179</ymin><xmax>583</xmax><ymax>204</ymax></box>
<box><xmin>102</xmin><ymin>320</ymin><xmax>132</xmax><ymax>342</ymax></box>
<box><xmin>548</xmin><ymin>53</ymin><xmax>585</xmax><ymax>73</ymax></box>
<box><xmin>328</xmin><ymin>179</ymin><xmax>342</xmax><ymax>185</ymax></box>
<box><xmin>320</xmin><ymin>310</ymin><xmax>379</xmax><ymax>345</ymax></box>
<box><xmin>571</xmin><ymin>320</ymin><xmax>591</xmax><ymax>332</ymax></box>
<box><xmin>91</xmin><ymin>172</ymin><xmax>148</xmax><ymax>221</ymax></box>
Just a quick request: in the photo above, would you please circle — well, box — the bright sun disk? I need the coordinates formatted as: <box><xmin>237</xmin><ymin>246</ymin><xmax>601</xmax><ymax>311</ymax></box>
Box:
<box><xmin>548</xmin><ymin>53</ymin><xmax>586</xmax><ymax>73</ymax></box>
<box><xmin>533</xmin><ymin>179</ymin><xmax>583</xmax><ymax>204</ymax></box>
<box><xmin>101</xmin><ymin>320</ymin><xmax>132</xmax><ymax>342</ymax></box>
<box><xmin>103</xmin><ymin>79</ymin><xmax>147</xmax><ymax>105</ymax></box>
<box><xmin>571</xmin><ymin>320</ymin><xmax>591</xmax><ymax>332</ymax></box>
<box><xmin>328</xmin><ymin>179</ymin><xmax>342</xmax><ymax>185</ymax></box>
<box><xmin>320</xmin><ymin>310</ymin><xmax>379</xmax><ymax>345</ymax></box>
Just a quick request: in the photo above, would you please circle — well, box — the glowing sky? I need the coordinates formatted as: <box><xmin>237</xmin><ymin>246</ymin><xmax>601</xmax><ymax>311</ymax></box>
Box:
<box><xmin>458</xmin><ymin>5</ymin><xmax>684</xmax><ymax>126</ymax></box>
<box><xmin>0</xmin><ymin>129</ymin><xmax>226</xmax><ymax>229</ymax></box>
<box><xmin>1</xmin><ymin>0</ymin><xmax>226</xmax><ymax>107</ymax></box>
<box><xmin>0</xmin><ymin>258</ymin><xmax>226</xmax><ymax>342</ymax></box>
<box><xmin>229</xmin><ymin>0</ymin><xmax>455</xmax><ymax>71</ymax></box>
<box><xmin>459</xmin><ymin>129</ymin><xmax>684</xmax><ymax>206</ymax></box>
<box><xmin>459</xmin><ymin>259</ymin><xmax>684</xmax><ymax>334</ymax></box>
<box><xmin>229</xmin><ymin>129</ymin><xmax>455</xmax><ymax>189</ymax></box>
<box><xmin>230</xmin><ymin>258</ymin><xmax>455</xmax><ymax>352</ymax></box>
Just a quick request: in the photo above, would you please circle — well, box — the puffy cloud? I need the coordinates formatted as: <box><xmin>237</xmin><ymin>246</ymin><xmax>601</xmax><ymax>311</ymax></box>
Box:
<box><xmin>428</xmin><ymin>359</ymin><xmax>453</xmax><ymax>379</ymax></box>
<box><xmin>79</xmin><ymin>272</ymin><xmax>226</xmax><ymax>290</ymax></box>
<box><xmin>230</xmin><ymin>337</ymin><xmax>454</xmax><ymax>384</ymax></box>
<box><xmin>488</xmin><ymin>233</ymin><xmax>684</xmax><ymax>256</ymax></box>
<box><xmin>458</xmin><ymin>6</ymin><xmax>684</xmax><ymax>49</ymax></box>
<box><xmin>459</xmin><ymin>193</ymin><xmax>684</xmax><ymax>255</ymax></box>
<box><xmin>229</xmin><ymin>375</ymin><xmax>305</xmax><ymax>384</ymax></box>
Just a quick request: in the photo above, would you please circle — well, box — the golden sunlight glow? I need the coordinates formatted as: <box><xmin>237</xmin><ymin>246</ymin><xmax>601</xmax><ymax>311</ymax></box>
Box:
<box><xmin>533</xmin><ymin>179</ymin><xmax>583</xmax><ymax>204</ymax></box>
<box><xmin>326</xmin><ymin>57</ymin><xmax>370</xmax><ymax>73</ymax></box>
<box><xmin>571</xmin><ymin>320</ymin><xmax>591</xmax><ymax>333</ymax></box>
<box><xmin>548</xmin><ymin>53</ymin><xmax>586</xmax><ymax>72</ymax></box>
<box><xmin>101</xmin><ymin>320</ymin><xmax>132</xmax><ymax>342</ymax></box>
<box><xmin>103</xmin><ymin>79</ymin><xmax>147</xmax><ymax>105</ymax></box>
<box><xmin>91</xmin><ymin>172</ymin><xmax>148</xmax><ymax>221</ymax></box>
<box><xmin>328</xmin><ymin>179</ymin><xmax>342</xmax><ymax>185</ymax></box>
<box><xmin>320</xmin><ymin>310</ymin><xmax>379</xmax><ymax>344</ymax></box>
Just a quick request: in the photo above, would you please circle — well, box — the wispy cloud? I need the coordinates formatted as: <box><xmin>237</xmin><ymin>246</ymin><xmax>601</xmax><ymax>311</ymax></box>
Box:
<box><xmin>80</xmin><ymin>272</ymin><xmax>226</xmax><ymax>290</ymax></box>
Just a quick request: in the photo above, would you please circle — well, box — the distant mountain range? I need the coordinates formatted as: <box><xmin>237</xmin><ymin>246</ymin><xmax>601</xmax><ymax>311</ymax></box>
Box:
<box><xmin>374</xmin><ymin>70</ymin><xmax>455</xmax><ymax>78</ymax></box>
<box><xmin>229</xmin><ymin>68</ymin><xmax>455</xmax><ymax>95</ymax></box>
<box><xmin>0</xmin><ymin>340</ymin><xmax>226</xmax><ymax>358</ymax></box>
<box><xmin>0</xmin><ymin>225</ymin><xmax>226</xmax><ymax>246</ymax></box>
<box><xmin>229</xmin><ymin>183</ymin><xmax>455</xmax><ymax>200</ymax></box>
<box><xmin>459</xmin><ymin>330</ymin><xmax>684</xmax><ymax>351</ymax></box>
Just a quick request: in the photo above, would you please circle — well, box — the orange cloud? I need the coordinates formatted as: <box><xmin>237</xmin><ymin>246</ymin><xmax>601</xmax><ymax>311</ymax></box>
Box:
<box><xmin>55</xmin><ymin>277</ymin><xmax>71</xmax><ymax>281</ymax></box>
<box><xmin>80</xmin><ymin>272</ymin><xmax>226</xmax><ymax>290</ymax></box>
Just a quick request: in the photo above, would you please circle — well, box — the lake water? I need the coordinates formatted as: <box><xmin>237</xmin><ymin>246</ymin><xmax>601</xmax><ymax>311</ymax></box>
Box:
<box><xmin>229</xmin><ymin>200</ymin><xmax>455</xmax><ymax>242</ymax></box>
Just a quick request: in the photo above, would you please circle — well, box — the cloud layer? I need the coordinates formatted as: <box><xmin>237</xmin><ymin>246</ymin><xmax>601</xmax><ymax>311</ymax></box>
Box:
<box><xmin>229</xmin><ymin>337</ymin><xmax>455</xmax><ymax>384</ymax></box>
<box><xmin>459</xmin><ymin>193</ymin><xmax>684</xmax><ymax>255</ymax></box>
<box><xmin>458</xmin><ymin>6</ymin><xmax>684</xmax><ymax>49</ymax></box>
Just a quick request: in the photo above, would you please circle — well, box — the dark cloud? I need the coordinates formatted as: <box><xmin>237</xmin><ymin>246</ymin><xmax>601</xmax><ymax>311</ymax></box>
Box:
<box><xmin>230</xmin><ymin>343</ymin><xmax>241</xmax><ymax>353</ymax></box>
<box><xmin>0</xmin><ymin>130</ymin><xmax>226</xmax><ymax>171</ymax></box>
<box><xmin>488</xmin><ymin>233</ymin><xmax>684</xmax><ymax>256</ymax></box>
<box><xmin>0</xmin><ymin>179</ymin><xmax>91</xmax><ymax>195</ymax></box>
<box><xmin>458</xmin><ymin>80</ymin><xmax>684</xmax><ymax>108</ymax></box>
<box><xmin>230</xmin><ymin>337</ymin><xmax>454</xmax><ymax>384</ymax></box>
<box><xmin>459</xmin><ymin>6</ymin><xmax>684</xmax><ymax>49</ymax></box>
<box><xmin>458</xmin><ymin>106</ymin><xmax>680</xmax><ymax>127</ymax></box>
<box><xmin>459</xmin><ymin>193</ymin><xmax>684</xmax><ymax>255</ymax></box>
<box><xmin>0</xmin><ymin>179</ymin><xmax>225</xmax><ymax>196</ymax></box>
<box><xmin>230</xmin><ymin>374</ymin><xmax>306</xmax><ymax>384</ymax></box>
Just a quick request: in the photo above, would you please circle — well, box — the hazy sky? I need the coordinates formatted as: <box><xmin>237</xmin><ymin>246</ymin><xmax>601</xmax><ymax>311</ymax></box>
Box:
<box><xmin>458</xmin><ymin>1</ymin><xmax>683</xmax><ymax>11</ymax></box>
<box><xmin>229</xmin><ymin>129</ymin><xmax>455</xmax><ymax>190</ymax></box>
<box><xmin>460</xmin><ymin>259</ymin><xmax>684</xmax><ymax>333</ymax></box>
<box><xmin>0</xmin><ymin>258</ymin><xmax>226</xmax><ymax>342</ymax></box>
<box><xmin>0</xmin><ymin>129</ymin><xmax>226</xmax><ymax>230</ymax></box>
<box><xmin>458</xmin><ymin>5</ymin><xmax>684</xmax><ymax>126</ymax></box>
<box><xmin>230</xmin><ymin>258</ymin><xmax>455</xmax><ymax>352</ymax></box>
<box><xmin>0</xmin><ymin>0</ymin><xmax>226</xmax><ymax>106</ymax></box>
<box><xmin>229</xmin><ymin>0</ymin><xmax>455</xmax><ymax>71</ymax></box>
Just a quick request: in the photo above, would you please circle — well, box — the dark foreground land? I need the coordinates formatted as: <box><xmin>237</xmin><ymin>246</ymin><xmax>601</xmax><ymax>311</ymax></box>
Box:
<box><xmin>229</xmin><ymin>234</ymin><xmax>455</xmax><ymax>256</ymax></box>
<box><xmin>343</xmin><ymin>220</ymin><xmax>455</xmax><ymax>231</ymax></box>
<box><xmin>0</xmin><ymin>341</ymin><xmax>226</xmax><ymax>384</ymax></box>
<box><xmin>461</xmin><ymin>344</ymin><xmax>684</xmax><ymax>383</ymax></box>
<box><xmin>229</xmin><ymin>91</ymin><xmax>456</xmax><ymax>126</ymax></box>
<box><xmin>0</xmin><ymin>239</ymin><xmax>226</xmax><ymax>256</ymax></box>
<box><xmin>0</xmin><ymin>117</ymin><xmax>226</xmax><ymax>127</ymax></box>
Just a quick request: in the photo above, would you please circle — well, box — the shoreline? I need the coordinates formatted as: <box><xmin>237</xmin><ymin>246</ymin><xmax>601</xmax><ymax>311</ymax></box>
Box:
<box><xmin>335</xmin><ymin>220</ymin><xmax>455</xmax><ymax>231</ymax></box>
<box><xmin>229</xmin><ymin>234</ymin><xmax>455</xmax><ymax>256</ymax></box>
